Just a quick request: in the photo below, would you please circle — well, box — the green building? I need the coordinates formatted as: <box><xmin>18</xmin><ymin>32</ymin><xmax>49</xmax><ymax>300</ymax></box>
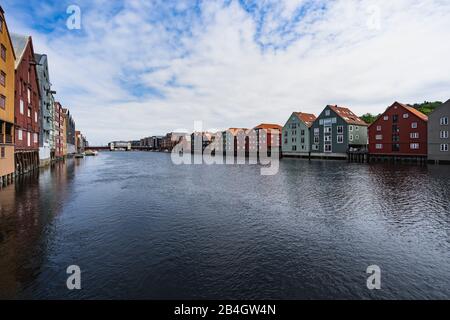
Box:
<box><xmin>310</xmin><ymin>105</ymin><xmax>368</xmax><ymax>159</ymax></box>
<box><xmin>282</xmin><ymin>112</ymin><xmax>317</xmax><ymax>157</ymax></box>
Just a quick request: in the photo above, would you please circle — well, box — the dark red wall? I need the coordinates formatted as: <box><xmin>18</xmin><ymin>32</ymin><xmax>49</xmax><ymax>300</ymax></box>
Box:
<box><xmin>14</xmin><ymin>37</ymin><xmax>40</xmax><ymax>151</ymax></box>
<box><xmin>369</xmin><ymin>103</ymin><xmax>428</xmax><ymax>156</ymax></box>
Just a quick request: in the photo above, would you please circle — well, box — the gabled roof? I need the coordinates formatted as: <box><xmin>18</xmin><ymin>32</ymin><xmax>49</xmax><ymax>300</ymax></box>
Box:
<box><xmin>392</xmin><ymin>101</ymin><xmax>428</xmax><ymax>121</ymax></box>
<box><xmin>0</xmin><ymin>7</ymin><xmax>16</xmax><ymax>61</ymax></box>
<box><xmin>10</xmin><ymin>33</ymin><xmax>30</xmax><ymax>68</ymax></box>
<box><xmin>254</xmin><ymin>123</ymin><xmax>283</xmax><ymax>131</ymax></box>
<box><xmin>328</xmin><ymin>105</ymin><xmax>368</xmax><ymax>126</ymax></box>
<box><xmin>293</xmin><ymin>112</ymin><xmax>317</xmax><ymax>128</ymax></box>
<box><xmin>227</xmin><ymin>128</ymin><xmax>248</xmax><ymax>136</ymax></box>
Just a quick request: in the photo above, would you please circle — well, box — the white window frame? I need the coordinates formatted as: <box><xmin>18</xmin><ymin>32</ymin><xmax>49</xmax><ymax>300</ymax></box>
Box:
<box><xmin>440</xmin><ymin>131</ymin><xmax>449</xmax><ymax>139</ymax></box>
<box><xmin>349</xmin><ymin>134</ymin><xmax>354</xmax><ymax>142</ymax></box>
<box><xmin>376</xmin><ymin>134</ymin><xmax>382</xmax><ymax>140</ymax></box>
<box><xmin>411</xmin><ymin>122</ymin><xmax>418</xmax><ymax>129</ymax></box>
<box><xmin>314</xmin><ymin>136</ymin><xmax>319</xmax><ymax>144</ymax></box>
<box><xmin>27</xmin><ymin>132</ymin><xmax>31</xmax><ymax>147</ymax></box>
<box><xmin>35</xmin><ymin>111</ymin><xmax>38</xmax><ymax>123</ymax></box>
<box><xmin>337</xmin><ymin>135</ymin><xmax>344</xmax><ymax>144</ymax></box>
<box><xmin>376</xmin><ymin>125</ymin><xmax>381</xmax><ymax>131</ymax></box>
<box><xmin>410</xmin><ymin>143</ymin><xmax>419</xmax><ymax>150</ymax></box>
<box><xmin>324</xmin><ymin>127</ymin><xmax>332</xmax><ymax>134</ymax></box>
<box><xmin>349</xmin><ymin>125</ymin><xmax>354</xmax><ymax>132</ymax></box>
<box><xmin>403</xmin><ymin>113</ymin><xmax>409</xmax><ymax>119</ymax></box>
<box><xmin>325</xmin><ymin>110</ymin><xmax>331</xmax><ymax>116</ymax></box>
<box><xmin>324</xmin><ymin>144</ymin><xmax>332</xmax><ymax>153</ymax></box>
<box><xmin>383</xmin><ymin>116</ymin><xmax>389</xmax><ymax>121</ymax></box>
<box><xmin>18</xmin><ymin>129</ymin><xmax>23</xmax><ymax>141</ymax></box>
<box><xmin>440</xmin><ymin>144</ymin><xmax>449</xmax><ymax>152</ymax></box>
<box><xmin>20</xmin><ymin>99</ymin><xmax>24</xmax><ymax>114</ymax></box>
<box><xmin>376</xmin><ymin>144</ymin><xmax>383</xmax><ymax>150</ymax></box>
<box><xmin>337</xmin><ymin>126</ymin><xmax>344</xmax><ymax>134</ymax></box>
<box><xmin>410</xmin><ymin>132</ymin><xmax>419</xmax><ymax>139</ymax></box>
<box><xmin>440</xmin><ymin>117</ymin><xmax>448</xmax><ymax>125</ymax></box>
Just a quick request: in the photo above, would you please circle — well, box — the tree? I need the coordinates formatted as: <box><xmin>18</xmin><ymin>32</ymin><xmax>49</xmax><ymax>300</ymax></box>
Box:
<box><xmin>360</xmin><ymin>113</ymin><xmax>380</xmax><ymax>124</ymax></box>
<box><xmin>411</xmin><ymin>101</ymin><xmax>443</xmax><ymax>116</ymax></box>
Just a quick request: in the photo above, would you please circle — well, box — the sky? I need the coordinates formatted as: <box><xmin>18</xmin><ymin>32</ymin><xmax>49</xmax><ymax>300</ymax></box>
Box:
<box><xmin>2</xmin><ymin>0</ymin><xmax>450</xmax><ymax>145</ymax></box>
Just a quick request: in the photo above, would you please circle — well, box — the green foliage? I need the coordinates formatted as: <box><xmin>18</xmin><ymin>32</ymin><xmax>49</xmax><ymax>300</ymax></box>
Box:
<box><xmin>360</xmin><ymin>113</ymin><xmax>380</xmax><ymax>124</ymax></box>
<box><xmin>411</xmin><ymin>101</ymin><xmax>443</xmax><ymax>116</ymax></box>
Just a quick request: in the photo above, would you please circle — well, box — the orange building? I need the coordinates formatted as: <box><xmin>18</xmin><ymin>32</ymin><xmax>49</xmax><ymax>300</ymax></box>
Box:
<box><xmin>0</xmin><ymin>6</ymin><xmax>16</xmax><ymax>186</ymax></box>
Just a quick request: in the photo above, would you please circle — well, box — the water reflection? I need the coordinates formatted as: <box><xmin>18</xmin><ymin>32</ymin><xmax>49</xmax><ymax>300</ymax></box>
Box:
<box><xmin>0</xmin><ymin>160</ymin><xmax>78</xmax><ymax>298</ymax></box>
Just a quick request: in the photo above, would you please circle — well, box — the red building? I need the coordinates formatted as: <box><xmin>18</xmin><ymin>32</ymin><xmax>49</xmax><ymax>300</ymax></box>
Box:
<box><xmin>11</xmin><ymin>34</ymin><xmax>40</xmax><ymax>173</ymax></box>
<box><xmin>369</xmin><ymin>102</ymin><xmax>428</xmax><ymax>157</ymax></box>
<box><xmin>54</xmin><ymin>101</ymin><xmax>65</xmax><ymax>158</ymax></box>
<box><xmin>253</xmin><ymin>123</ymin><xmax>283</xmax><ymax>155</ymax></box>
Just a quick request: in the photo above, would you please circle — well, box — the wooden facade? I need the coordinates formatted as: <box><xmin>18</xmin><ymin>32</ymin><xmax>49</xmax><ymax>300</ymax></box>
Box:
<box><xmin>368</xmin><ymin>102</ymin><xmax>428</xmax><ymax>160</ymax></box>
<box><xmin>11</xmin><ymin>33</ymin><xmax>40</xmax><ymax>174</ymax></box>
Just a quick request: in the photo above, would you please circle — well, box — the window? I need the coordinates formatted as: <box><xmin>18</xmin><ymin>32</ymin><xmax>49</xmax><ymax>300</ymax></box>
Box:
<box><xmin>325</xmin><ymin>110</ymin><xmax>330</xmax><ymax>116</ymax></box>
<box><xmin>441</xmin><ymin>117</ymin><xmax>449</xmax><ymax>125</ymax></box>
<box><xmin>292</xmin><ymin>145</ymin><xmax>297</xmax><ymax>151</ymax></box>
<box><xmin>314</xmin><ymin>136</ymin><xmax>319</xmax><ymax>144</ymax></box>
<box><xmin>392</xmin><ymin>144</ymin><xmax>400</xmax><ymax>151</ymax></box>
<box><xmin>1</xmin><ymin>44</ymin><xmax>6</xmax><ymax>61</ymax></box>
<box><xmin>27</xmin><ymin>107</ymin><xmax>31</xmax><ymax>118</ymax></box>
<box><xmin>337</xmin><ymin>135</ymin><xmax>344</xmax><ymax>144</ymax></box>
<box><xmin>440</xmin><ymin>131</ymin><xmax>449</xmax><ymax>139</ymax></box>
<box><xmin>27</xmin><ymin>132</ymin><xmax>31</xmax><ymax>147</ymax></box>
<box><xmin>377</xmin><ymin>125</ymin><xmax>381</xmax><ymax>131</ymax></box>
<box><xmin>35</xmin><ymin>111</ymin><xmax>38</xmax><ymax>123</ymax></box>
<box><xmin>291</xmin><ymin>124</ymin><xmax>297</xmax><ymax>129</ymax></box>
<box><xmin>324</xmin><ymin>144</ymin><xmax>332</xmax><ymax>152</ymax></box>
<box><xmin>0</xmin><ymin>94</ymin><xmax>5</xmax><ymax>109</ymax></box>
<box><xmin>18</xmin><ymin>129</ymin><xmax>23</xmax><ymax>141</ymax></box>
<box><xmin>376</xmin><ymin>144</ymin><xmax>383</xmax><ymax>150</ymax></box>
<box><xmin>27</xmin><ymin>88</ymin><xmax>31</xmax><ymax>104</ymax></box>
<box><xmin>301</xmin><ymin>137</ymin><xmax>305</xmax><ymax>144</ymax></box>
<box><xmin>0</xmin><ymin>16</ymin><xmax>3</xmax><ymax>33</ymax></box>
<box><xmin>410</xmin><ymin>132</ymin><xmax>419</xmax><ymax>139</ymax></box>
<box><xmin>410</xmin><ymin>143</ymin><xmax>420</xmax><ymax>150</ymax></box>
<box><xmin>312</xmin><ymin>145</ymin><xmax>319</xmax><ymax>151</ymax></box>
<box><xmin>355</xmin><ymin>135</ymin><xmax>359</xmax><ymax>140</ymax></box>
<box><xmin>324</xmin><ymin>136</ymin><xmax>331</xmax><ymax>142</ymax></box>
<box><xmin>0</xmin><ymin>70</ymin><xmax>5</xmax><ymax>87</ymax></box>
<box><xmin>355</xmin><ymin>126</ymin><xmax>359</xmax><ymax>131</ymax></box>
<box><xmin>301</xmin><ymin>130</ymin><xmax>305</xmax><ymax>136</ymax></box>
<box><xmin>20</xmin><ymin>99</ymin><xmax>24</xmax><ymax>114</ymax></box>
<box><xmin>393</xmin><ymin>115</ymin><xmax>398</xmax><ymax>123</ymax></box>
<box><xmin>314</xmin><ymin>128</ymin><xmax>319</xmax><ymax>135</ymax></box>
<box><xmin>324</xmin><ymin>127</ymin><xmax>331</xmax><ymax>134</ymax></box>
<box><xmin>376</xmin><ymin>134</ymin><xmax>383</xmax><ymax>140</ymax></box>
<box><xmin>349</xmin><ymin>134</ymin><xmax>354</xmax><ymax>141</ymax></box>
<box><xmin>403</xmin><ymin>113</ymin><xmax>409</xmax><ymax>119</ymax></box>
<box><xmin>383</xmin><ymin>116</ymin><xmax>389</xmax><ymax>121</ymax></box>
<box><xmin>349</xmin><ymin>125</ymin><xmax>354</xmax><ymax>132</ymax></box>
<box><xmin>411</xmin><ymin>122</ymin><xmax>418</xmax><ymax>129</ymax></box>
<box><xmin>34</xmin><ymin>133</ymin><xmax>38</xmax><ymax>143</ymax></box>
<box><xmin>441</xmin><ymin>144</ymin><xmax>449</xmax><ymax>152</ymax></box>
<box><xmin>337</xmin><ymin>126</ymin><xmax>344</xmax><ymax>134</ymax></box>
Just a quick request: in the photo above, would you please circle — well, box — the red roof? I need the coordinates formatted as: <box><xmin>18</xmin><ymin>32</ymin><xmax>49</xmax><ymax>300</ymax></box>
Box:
<box><xmin>294</xmin><ymin>112</ymin><xmax>317</xmax><ymax>128</ymax></box>
<box><xmin>254</xmin><ymin>123</ymin><xmax>283</xmax><ymax>131</ymax></box>
<box><xmin>328</xmin><ymin>105</ymin><xmax>368</xmax><ymax>126</ymax></box>
<box><xmin>405</xmin><ymin>106</ymin><xmax>428</xmax><ymax>122</ymax></box>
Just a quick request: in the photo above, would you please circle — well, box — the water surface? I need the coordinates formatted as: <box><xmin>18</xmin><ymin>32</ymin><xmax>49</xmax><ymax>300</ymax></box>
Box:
<box><xmin>0</xmin><ymin>152</ymin><xmax>449</xmax><ymax>299</ymax></box>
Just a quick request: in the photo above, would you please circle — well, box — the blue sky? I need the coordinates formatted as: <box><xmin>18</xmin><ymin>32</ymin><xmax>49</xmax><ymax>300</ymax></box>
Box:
<box><xmin>2</xmin><ymin>0</ymin><xmax>450</xmax><ymax>145</ymax></box>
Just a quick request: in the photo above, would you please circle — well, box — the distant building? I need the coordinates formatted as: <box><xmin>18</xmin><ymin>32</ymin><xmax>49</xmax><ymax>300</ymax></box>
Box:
<box><xmin>109</xmin><ymin>141</ymin><xmax>131</xmax><ymax>151</ymax></box>
<box><xmin>11</xmin><ymin>33</ymin><xmax>41</xmax><ymax>174</ymax></box>
<box><xmin>428</xmin><ymin>99</ymin><xmax>449</xmax><ymax>164</ymax></box>
<box><xmin>253</xmin><ymin>124</ymin><xmax>282</xmax><ymax>155</ymax></box>
<box><xmin>75</xmin><ymin>130</ymin><xmax>87</xmax><ymax>154</ymax></box>
<box><xmin>222</xmin><ymin>128</ymin><xmax>249</xmax><ymax>156</ymax></box>
<box><xmin>191</xmin><ymin>132</ymin><xmax>215</xmax><ymax>153</ymax></box>
<box><xmin>0</xmin><ymin>6</ymin><xmax>16</xmax><ymax>185</ymax></box>
<box><xmin>368</xmin><ymin>102</ymin><xmax>428</xmax><ymax>159</ymax></box>
<box><xmin>310</xmin><ymin>105</ymin><xmax>368</xmax><ymax>159</ymax></box>
<box><xmin>282</xmin><ymin>112</ymin><xmax>317</xmax><ymax>157</ymax></box>
<box><xmin>161</xmin><ymin>132</ymin><xmax>187</xmax><ymax>152</ymax></box>
<box><xmin>64</xmin><ymin>108</ymin><xmax>76</xmax><ymax>155</ymax></box>
<box><xmin>35</xmin><ymin>53</ymin><xmax>55</xmax><ymax>166</ymax></box>
<box><xmin>54</xmin><ymin>102</ymin><xmax>65</xmax><ymax>158</ymax></box>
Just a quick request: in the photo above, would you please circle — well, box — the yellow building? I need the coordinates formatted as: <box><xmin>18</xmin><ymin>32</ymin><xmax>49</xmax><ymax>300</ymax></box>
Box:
<box><xmin>0</xmin><ymin>6</ymin><xmax>16</xmax><ymax>186</ymax></box>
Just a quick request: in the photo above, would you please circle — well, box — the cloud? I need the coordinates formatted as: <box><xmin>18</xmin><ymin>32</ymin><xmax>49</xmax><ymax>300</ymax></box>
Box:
<box><xmin>2</xmin><ymin>0</ymin><xmax>450</xmax><ymax>145</ymax></box>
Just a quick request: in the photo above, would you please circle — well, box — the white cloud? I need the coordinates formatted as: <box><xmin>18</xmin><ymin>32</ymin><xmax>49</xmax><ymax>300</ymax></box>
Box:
<box><xmin>4</xmin><ymin>0</ymin><xmax>450</xmax><ymax>145</ymax></box>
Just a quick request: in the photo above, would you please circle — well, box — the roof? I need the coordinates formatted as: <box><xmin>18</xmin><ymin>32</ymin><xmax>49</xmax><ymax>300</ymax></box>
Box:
<box><xmin>328</xmin><ymin>105</ymin><xmax>368</xmax><ymax>126</ymax></box>
<box><xmin>254</xmin><ymin>123</ymin><xmax>283</xmax><ymax>131</ymax></box>
<box><xmin>10</xmin><ymin>33</ymin><xmax>29</xmax><ymax>68</ymax></box>
<box><xmin>294</xmin><ymin>112</ymin><xmax>317</xmax><ymax>128</ymax></box>
<box><xmin>404</xmin><ymin>106</ymin><xmax>428</xmax><ymax>121</ymax></box>
<box><xmin>227</xmin><ymin>128</ymin><xmax>248</xmax><ymax>136</ymax></box>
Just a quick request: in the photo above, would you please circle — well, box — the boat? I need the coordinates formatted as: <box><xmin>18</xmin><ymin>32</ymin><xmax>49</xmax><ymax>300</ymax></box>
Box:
<box><xmin>75</xmin><ymin>153</ymin><xmax>85</xmax><ymax>158</ymax></box>
<box><xmin>85</xmin><ymin>150</ymin><xmax>99</xmax><ymax>156</ymax></box>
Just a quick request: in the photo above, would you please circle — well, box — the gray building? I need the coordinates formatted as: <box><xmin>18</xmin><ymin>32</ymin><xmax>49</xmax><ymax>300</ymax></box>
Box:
<box><xmin>282</xmin><ymin>112</ymin><xmax>317</xmax><ymax>157</ymax></box>
<box><xmin>428</xmin><ymin>100</ymin><xmax>450</xmax><ymax>164</ymax></box>
<box><xmin>64</xmin><ymin>109</ymin><xmax>76</xmax><ymax>154</ymax></box>
<box><xmin>35</xmin><ymin>54</ymin><xmax>56</xmax><ymax>165</ymax></box>
<box><xmin>310</xmin><ymin>105</ymin><xmax>368</xmax><ymax>158</ymax></box>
